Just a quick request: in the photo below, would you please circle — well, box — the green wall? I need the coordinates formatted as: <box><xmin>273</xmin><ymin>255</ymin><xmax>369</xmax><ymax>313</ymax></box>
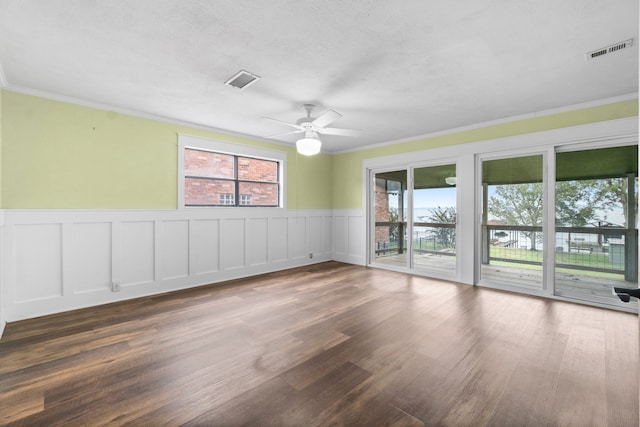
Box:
<box><xmin>0</xmin><ymin>90</ymin><xmax>332</xmax><ymax>209</ymax></box>
<box><xmin>331</xmin><ymin>99</ymin><xmax>639</xmax><ymax>209</ymax></box>
<box><xmin>1</xmin><ymin>90</ymin><xmax>636</xmax><ymax>210</ymax></box>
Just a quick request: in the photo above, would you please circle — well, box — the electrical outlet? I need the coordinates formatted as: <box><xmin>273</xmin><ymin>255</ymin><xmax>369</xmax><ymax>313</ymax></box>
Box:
<box><xmin>111</xmin><ymin>281</ymin><xmax>120</xmax><ymax>292</ymax></box>
<box><xmin>309</xmin><ymin>252</ymin><xmax>313</xmax><ymax>259</ymax></box>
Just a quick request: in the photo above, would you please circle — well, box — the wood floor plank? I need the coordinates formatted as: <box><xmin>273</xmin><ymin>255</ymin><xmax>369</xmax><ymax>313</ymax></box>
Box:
<box><xmin>0</xmin><ymin>387</ymin><xmax>44</xmax><ymax>424</ymax></box>
<box><xmin>487</xmin><ymin>316</ymin><xmax>570</xmax><ymax>426</ymax></box>
<box><xmin>180</xmin><ymin>376</ymin><xmax>299</xmax><ymax>427</ymax></box>
<box><xmin>550</xmin><ymin>306</ymin><xmax>609</xmax><ymax>426</ymax></box>
<box><xmin>0</xmin><ymin>261</ymin><xmax>637</xmax><ymax>426</ymax></box>
<box><xmin>603</xmin><ymin>309</ymin><xmax>640</xmax><ymax>426</ymax></box>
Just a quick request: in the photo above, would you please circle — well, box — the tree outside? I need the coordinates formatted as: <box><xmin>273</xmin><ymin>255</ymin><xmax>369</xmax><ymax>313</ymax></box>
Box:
<box><xmin>488</xmin><ymin>178</ymin><xmax>636</xmax><ymax>251</ymax></box>
<box><xmin>488</xmin><ymin>183</ymin><xmax>543</xmax><ymax>250</ymax></box>
<box><xmin>420</xmin><ymin>206</ymin><xmax>456</xmax><ymax>250</ymax></box>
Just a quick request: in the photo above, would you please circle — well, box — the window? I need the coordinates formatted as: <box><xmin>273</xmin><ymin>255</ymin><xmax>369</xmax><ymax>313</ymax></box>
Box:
<box><xmin>220</xmin><ymin>193</ymin><xmax>235</xmax><ymax>205</ymax></box>
<box><xmin>184</xmin><ymin>148</ymin><xmax>279</xmax><ymax>207</ymax></box>
<box><xmin>178</xmin><ymin>134</ymin><xmax>285</xmax><ymax>208</ymax></box>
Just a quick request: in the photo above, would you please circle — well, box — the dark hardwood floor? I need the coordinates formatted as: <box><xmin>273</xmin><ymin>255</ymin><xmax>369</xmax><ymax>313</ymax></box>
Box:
<box><xmin>0</xmin><ymin>261</ymin><xmax>637</xmax><ymax>426</ymax></box>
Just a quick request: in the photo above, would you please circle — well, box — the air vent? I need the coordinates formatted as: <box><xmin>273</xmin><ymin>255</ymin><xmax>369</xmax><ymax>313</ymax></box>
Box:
<box><xmin>224</xmin><ymin>70</ymin><xmax>260</xmax><ymax>89</ymax></box>
<box><xmin>586</xmin><ymin>39</ymin><xmax>634</xmax><ymax>60</ymax></box>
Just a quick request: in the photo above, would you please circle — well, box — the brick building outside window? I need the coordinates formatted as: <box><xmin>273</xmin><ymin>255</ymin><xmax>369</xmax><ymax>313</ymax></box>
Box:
<box><xmin>184</xmin><ymin>147</ymin><xmax>280</xmax><ymax>207</ymax></box>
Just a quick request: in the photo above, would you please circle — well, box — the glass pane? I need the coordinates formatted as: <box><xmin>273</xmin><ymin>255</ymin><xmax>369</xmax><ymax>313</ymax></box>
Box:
<box><xmin>413</xmin><ymin>164</ymin><xmax>457</xmax><ymax>277</ymax></box>
<box><xmin>238</xmin><ymin>157</ymin><xmax>278</xmax><ymax>182</ymax></box>
<box><xmin>373</xmin><ymin>170</ymin><xmax>408</xmax><ymax>267</ymax></box>
<box><xmin>238</xmin><ymin>181</ymin><xmax>279</xmax><ymax>206</ymax></box>
<box><xmin>185</xmin><ymin>178</ymin><xmax>235</xmax><ymax>206</ymax></box>
<box><xmin>555</xmin><ymin>146</ymin><xmax>638</xmax><ymax>307</ymax></box>
<box><xmin>184</xmin><ymin>148</ymin><xmax>235</xmax><ymax>179</ymax></box>
<box><xmin>481</xmin><ymin>155</ymin><xmax>544</xmax><ymax>290</ymax></box>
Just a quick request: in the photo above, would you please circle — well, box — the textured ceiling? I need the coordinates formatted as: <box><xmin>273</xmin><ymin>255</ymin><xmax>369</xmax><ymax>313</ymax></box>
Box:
<box><xmin>0</xmin><ymin>0</ymin><xmax>638</xmax><ymax>153</ymax></box>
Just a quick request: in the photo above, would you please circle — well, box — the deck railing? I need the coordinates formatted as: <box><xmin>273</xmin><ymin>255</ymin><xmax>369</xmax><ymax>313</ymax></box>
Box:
<box><xmin>375</xmin><ymin>221</ymin><xmax>455</xmax><ymax>256</ymax></box>
<box><xmin>375</xmin><ymin>222</ymin><xmax>637</xmax><ymax>281</ymax></box>
<box><xmin>483</xmin><ymin>224</ymin><xmax>637</xmax><ymax>281</ymax></box>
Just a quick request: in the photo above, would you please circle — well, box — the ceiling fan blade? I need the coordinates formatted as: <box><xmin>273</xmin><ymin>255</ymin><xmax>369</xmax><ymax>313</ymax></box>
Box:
<box><xmin>312</xmin><ymin>109</ymin><xmax>342</xmax><ymax>128</ymax></box>
<box><xmin>317</xmin><ymin>127</ymin><xmax>362</xmax><ymax>137</ymax></box>
<box><xmin>264</xmin><ymin>130</ymin><xmax>304</xmax><ymax>139</ymax></box>
<box><xmin>262</xmin><ymin>117</ymin><xmax>303</xmax><ymax>130</ymax></box>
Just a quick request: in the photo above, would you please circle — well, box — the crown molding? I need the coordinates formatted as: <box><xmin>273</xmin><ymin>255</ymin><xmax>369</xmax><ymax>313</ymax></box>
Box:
<box><xmin>2</xmin><ymin>82</ymin><xmax>636</xmax><ymax>157</ymax></box>
<box><xmin>334</xmin><ymin>93</ymin><xmax>639</xmax><ymax>154</ymax></box>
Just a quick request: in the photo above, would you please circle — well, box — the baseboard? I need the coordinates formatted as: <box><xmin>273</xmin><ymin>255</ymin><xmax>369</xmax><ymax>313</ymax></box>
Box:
<box><xmin>333</xmin><ymin>253</ymin><xmax>366</xmax><ymax>266</ymax></box>
<box><xmin>6</xmin><ymin>254</ymin><xmax>335</xmax><ymax>323</ymax></box>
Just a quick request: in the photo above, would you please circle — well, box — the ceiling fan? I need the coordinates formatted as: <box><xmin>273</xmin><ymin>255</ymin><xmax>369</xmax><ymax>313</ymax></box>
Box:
<box><xmin>264</xmin><ymin>104</ymin><xmax>361</xmax><ymax>155</ymax></box>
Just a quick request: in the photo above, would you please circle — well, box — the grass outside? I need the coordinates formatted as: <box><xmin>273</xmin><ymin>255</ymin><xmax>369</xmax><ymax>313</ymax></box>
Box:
<box><xmin>489</xmin><ymin>247</ymin><xmax>624</xmax><ymax>280</ymax></box>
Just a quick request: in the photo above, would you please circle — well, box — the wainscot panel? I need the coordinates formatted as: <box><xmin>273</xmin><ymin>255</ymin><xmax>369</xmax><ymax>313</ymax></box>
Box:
<box><xmin>0</xmin><ymin>211</ymin><xmax>5</xmax><ymax>338</ymax></box>
<box><xmin>2</xmin><ymin>209</ymin><xmax>336</xmax><ymax>322</ymax></box>
<box><xmin>332</xmin><ymin>209</ymin><xmax>366</xmax><ymax>266</ymax></box>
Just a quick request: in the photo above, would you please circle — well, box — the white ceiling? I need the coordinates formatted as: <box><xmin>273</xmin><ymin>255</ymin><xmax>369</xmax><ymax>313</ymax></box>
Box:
<box><xmin>0</xmin><ymin>0</ymin><xmax>638</xmax><ymax>153</ymax></box>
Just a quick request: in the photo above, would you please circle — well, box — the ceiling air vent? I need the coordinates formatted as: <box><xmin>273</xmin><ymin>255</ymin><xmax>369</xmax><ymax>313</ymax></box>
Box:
<box><xmin>586</xmin><ymin>39</ymin><xmax>634</xmax><ymax>60</ymax></box>
<box><xmin>224</xmin><ymin>70</ymin><xmax>260</xmax><ymax>89</ymax></box>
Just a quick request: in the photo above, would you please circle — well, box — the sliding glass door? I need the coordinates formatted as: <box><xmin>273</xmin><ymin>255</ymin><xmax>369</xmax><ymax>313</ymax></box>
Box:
<box><xmin>373</xmin><ymin>169</ymin><xmax>408</xmax><ymax>268</ymax></box>
<box><xmin>479</xmin><ymin>154</ymin><xmax>545</xmax><ymax>291</ymax></box>
<box><xmin>554</xmin><ymin>145</ymin><xmax>638</xmax><ymax>307</ymax></box>
<box><xmin>477</xmin><ymin>145</ymin><xmax>638</xmax><ymax>309</ymax></box>
<box><xmin>413</xmin><ymin>164</ymin><xmax>457</xmax><ymax>276</ymax></box>
<box><xmin>371</xmin><ymin>164</ymin><xmax>458</xmax><ymax>279</ymax></box>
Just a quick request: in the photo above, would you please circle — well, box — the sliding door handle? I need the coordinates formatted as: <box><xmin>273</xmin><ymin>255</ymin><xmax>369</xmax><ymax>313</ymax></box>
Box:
<box><xmin>612</xmin><ymin>287</ymin><xmax>640</xmax><ymax>303</ymax></box>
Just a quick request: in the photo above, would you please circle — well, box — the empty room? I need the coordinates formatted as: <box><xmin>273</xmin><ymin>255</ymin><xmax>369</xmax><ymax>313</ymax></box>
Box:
<box><xmin>0</xmin><ymin>1</ymin><xmax>638</xmax><ymax>425</ymax></box>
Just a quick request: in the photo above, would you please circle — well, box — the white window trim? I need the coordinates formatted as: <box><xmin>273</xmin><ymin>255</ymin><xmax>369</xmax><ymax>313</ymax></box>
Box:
<box><xmin>178</xmin><ymin>134</ymin><xmax>286</xmax><ymax>209</ymax></box>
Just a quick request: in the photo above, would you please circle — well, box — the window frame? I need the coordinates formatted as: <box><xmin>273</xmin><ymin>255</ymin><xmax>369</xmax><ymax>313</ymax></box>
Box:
<box><xmin>178</xmin><ymin>134</ymin><xmax>286</xmax><ymax>209</ymax></box>
<box><xmin>219</xmin><ymin>193</ymin><xmax>235</xmax><ymax>205</ymax></box>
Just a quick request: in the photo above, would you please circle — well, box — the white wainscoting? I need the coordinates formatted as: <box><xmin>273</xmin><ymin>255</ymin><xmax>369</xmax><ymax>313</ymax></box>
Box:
<box><xmin>1</xmin><ymin>208</ymin><xmax>350</xmax><ymax>322</ymax></box>
<box><xmin>332</xmin><ymin>209</ymin><xmax>366</xmax><ymax>266</ymax></box>
<box><xmin>0</xmin><ymin>210</ymin><xmax>5</xmax><ymax>338</ymax></box>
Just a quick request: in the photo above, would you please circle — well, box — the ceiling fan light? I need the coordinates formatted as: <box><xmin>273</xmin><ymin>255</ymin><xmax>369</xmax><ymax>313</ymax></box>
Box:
<box><xmin>296</xmin><ymin>137</ymin><xmax>321</xmax><ymax>156</ymax></box>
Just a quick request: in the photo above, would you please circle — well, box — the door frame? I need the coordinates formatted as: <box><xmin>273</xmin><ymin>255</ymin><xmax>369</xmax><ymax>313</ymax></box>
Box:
<box><xmin>474</xmin><ymin>148</ymin><xmax>552</xmax><ymax>297</ymax></box>
<box><xmin>366</xmin><ymin>157</ymin><xmax>461</xmax><ymax>281</ymax></box>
